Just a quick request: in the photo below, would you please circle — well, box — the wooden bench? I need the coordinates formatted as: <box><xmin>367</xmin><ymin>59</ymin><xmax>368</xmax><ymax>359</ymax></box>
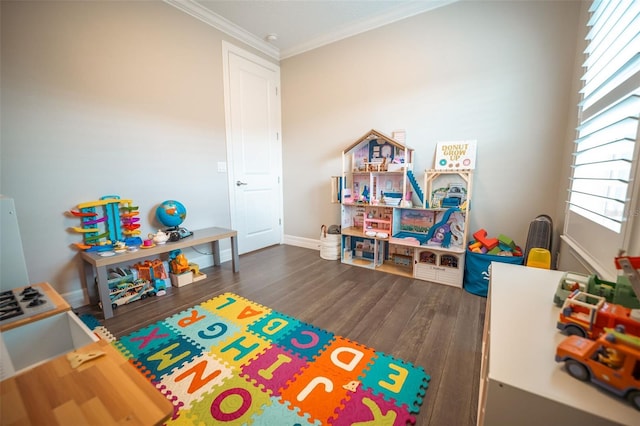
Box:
<box><xmin>80</xmin><ymin>227</ymin><xmax>238</xmax><ymax>319</ymax></box>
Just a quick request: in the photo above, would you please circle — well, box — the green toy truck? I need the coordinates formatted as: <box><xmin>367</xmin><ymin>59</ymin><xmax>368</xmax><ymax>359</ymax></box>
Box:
<box><xmin>554</xmin><ymin>271</ymin><xmax>639</xmax><ymax>309</ymax></box>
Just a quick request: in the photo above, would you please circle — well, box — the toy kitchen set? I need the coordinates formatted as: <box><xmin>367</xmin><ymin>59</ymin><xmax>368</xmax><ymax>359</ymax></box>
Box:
<box><xmin>0</xmin><ymin>195</ymin><xmax>174</xmax><ymax>424</ymax></box>
<box><xmin>0</xmin><ymin>196</ymin><xmax>98</xmax><ymax>379</ymax></box>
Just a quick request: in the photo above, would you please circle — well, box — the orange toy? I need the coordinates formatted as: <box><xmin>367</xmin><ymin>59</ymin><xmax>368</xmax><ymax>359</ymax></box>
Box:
<box><xmin>556</xmin><ymin>327</ymin><xmax>640</xmax><ymax>410</ymax></box>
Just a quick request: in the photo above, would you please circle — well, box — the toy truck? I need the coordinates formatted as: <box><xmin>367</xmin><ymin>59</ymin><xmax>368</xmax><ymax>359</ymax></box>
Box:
<box><xmin>555</xmin><ymin>327</ymin><xmax>640</xmax><ymax>410</ymax></box>
<box><xmin>108</xmin><ymin>279</ymin><xmax>157</xmax><ymax>309</ymax></box>
<box><xmin>557</xmin><ymin>290</ymin><xmax>640</xmax><ymax>339</ymax></box>
<box><xmin>553</xmin><ymin>271</ymin><xmax>640</xmax><ymax>309</ymax></box>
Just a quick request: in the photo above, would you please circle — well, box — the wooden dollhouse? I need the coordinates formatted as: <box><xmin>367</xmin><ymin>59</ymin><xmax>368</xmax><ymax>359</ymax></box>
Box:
<box><xmin>338</xmin><ymin>129</ymin><xmax>473</xmax><ymax>287</ymax></box>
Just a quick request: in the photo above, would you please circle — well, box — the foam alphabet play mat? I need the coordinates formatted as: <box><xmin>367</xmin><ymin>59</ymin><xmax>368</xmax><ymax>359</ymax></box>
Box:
<box><xmin>113</xmin><ymin>293</ymin><xmax>430</xmax><ymax>425</ymax></box>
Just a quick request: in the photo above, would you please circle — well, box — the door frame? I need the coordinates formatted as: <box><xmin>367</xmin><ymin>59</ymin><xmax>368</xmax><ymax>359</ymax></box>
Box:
<box><xmin>221</xmin><ymin>41</ymin><xmax>284</xmax><ymax>251</ymax></box>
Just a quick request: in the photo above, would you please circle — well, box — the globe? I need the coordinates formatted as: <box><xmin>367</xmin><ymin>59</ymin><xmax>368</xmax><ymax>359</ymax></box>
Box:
<box><xmin>156</xmin><ymin>200</ymin><xmax>187</xmax><ymax>229</ymax></box>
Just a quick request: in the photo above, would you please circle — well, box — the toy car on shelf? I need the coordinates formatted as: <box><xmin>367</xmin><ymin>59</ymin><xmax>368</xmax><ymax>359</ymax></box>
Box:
<box><xmin>103</xmin><ymin>279</ymin><xmax>159</xmax><ymax>309</ymax></box>
<box><xmin>557</xmin><ymin>290</ymin><xmax>640</xmax><ymax>339</ymax></box>
<box><xmin>553</xmin><ymin>271</ymin><xmax>640</xmax><ymax>309</ymax></box>
<box><xmin>556</xmin><ymin>327</ymin><xmax>640</xmax><ymax>410</ymax></box>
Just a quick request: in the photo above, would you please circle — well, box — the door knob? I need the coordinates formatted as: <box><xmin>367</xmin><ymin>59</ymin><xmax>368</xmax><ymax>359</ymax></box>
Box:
<box><xmin>236</xmin><ymin>180</ymin><xmax>248</xmax><ymax>186</ymax></box>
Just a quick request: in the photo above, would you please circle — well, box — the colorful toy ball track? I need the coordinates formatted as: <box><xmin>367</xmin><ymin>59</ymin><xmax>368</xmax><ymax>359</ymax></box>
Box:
<box><xmin>69</xmin><ymin>195</ymin><xmax>138</xmax><ymax>251</ymax></box>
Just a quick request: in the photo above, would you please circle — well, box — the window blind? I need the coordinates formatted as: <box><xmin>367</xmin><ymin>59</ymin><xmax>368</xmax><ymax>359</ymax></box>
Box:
<box><xmin>564</xmin><ymin>0</ymin><xmax>640</xmax><ymax>279</ymax></box>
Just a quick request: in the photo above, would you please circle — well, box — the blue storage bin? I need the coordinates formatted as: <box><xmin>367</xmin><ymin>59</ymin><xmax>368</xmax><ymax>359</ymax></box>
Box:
<box><xmin>463</xmin><ymin>245</ymin><xmax>524</xmax><ymax>297</ymax></box>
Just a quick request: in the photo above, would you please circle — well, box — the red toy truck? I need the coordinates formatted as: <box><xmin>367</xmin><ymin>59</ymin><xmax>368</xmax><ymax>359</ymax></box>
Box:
<box><xmin>556</xmin><ymin>327</ymin><xmax>640</xmax><ymax>410</ymax></box>
<box><xmin>557</xmin><ymin>290</ymin><xmax>640</xmax><ymax>339</ymax></box>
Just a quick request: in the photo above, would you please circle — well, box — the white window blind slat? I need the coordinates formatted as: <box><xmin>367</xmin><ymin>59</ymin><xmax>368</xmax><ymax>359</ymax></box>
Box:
<box><xmin>564</xmin><ymin>0</ymin><xmax>640</xmax><ymax>277</ymax></box>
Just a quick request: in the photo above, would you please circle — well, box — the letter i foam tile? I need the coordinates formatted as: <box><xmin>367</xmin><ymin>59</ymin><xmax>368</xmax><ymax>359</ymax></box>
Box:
<box><xmin>112</xmin><ymin>293</ymin><xmax>430</xmax><ymax>425</ymax></box>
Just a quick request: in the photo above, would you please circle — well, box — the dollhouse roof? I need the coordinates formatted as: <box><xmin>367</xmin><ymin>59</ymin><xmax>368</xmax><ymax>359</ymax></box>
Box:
<box><xmin>342</xmin><ymin>129</ymin><xmax>413</xmax><ymax>154</ymax></box>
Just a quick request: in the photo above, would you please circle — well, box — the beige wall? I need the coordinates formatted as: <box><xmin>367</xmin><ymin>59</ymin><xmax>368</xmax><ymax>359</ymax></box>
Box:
<box><xmin>0</xmin><ymin>1</ymin><xmax>270</xmax><ymax>304</ymax></box>
<box><xmin>281</xmin><ymin>0</ymin><xmax>582</xmax><ymax>254</ymax></box>
<box><xmin>2</xmin><ymin>0</ymin><xmax>585</xmax><ymax>306</ymax></box>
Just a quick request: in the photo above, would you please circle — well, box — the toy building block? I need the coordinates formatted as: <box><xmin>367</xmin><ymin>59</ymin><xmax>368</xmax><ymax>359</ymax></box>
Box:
<box><xmin>473</xmin><ymin>229</ymin><xmax>499</xmax><ymax>250</ymax></box>
<box><xmin>488</xmin><ymin>246</ymin><xmax>502</xmax><ymax>255</ymax></box>
<box><xmin>498</xmin><ymin>234</ymin><xmax>517</xmax><ymax>251</ymax></box>
<box><xmin>469</xmin><ymin>241</ymin><xmax>483</xmax><ymax>251</ymax></box>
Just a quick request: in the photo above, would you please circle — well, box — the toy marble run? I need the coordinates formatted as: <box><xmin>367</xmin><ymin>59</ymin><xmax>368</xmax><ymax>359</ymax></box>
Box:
<box><xmin>69</xmin><ymin>195</ymin><xmax>140</xmax><ymax>251</ymax></box>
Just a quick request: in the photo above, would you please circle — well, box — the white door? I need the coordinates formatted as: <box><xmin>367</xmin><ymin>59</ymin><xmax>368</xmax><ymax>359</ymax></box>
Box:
<box><xmin>223</xmin><ymin>42</ymin><xmax>283</xmax><ymax>254</ymax></box>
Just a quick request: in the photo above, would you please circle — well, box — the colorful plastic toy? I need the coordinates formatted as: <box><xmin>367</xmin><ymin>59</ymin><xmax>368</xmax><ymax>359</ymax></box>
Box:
<box><xmin>556</xmin><ymin>327</ymin><xmax>640</xmax><ymax>410</ymax></box>
<box><xmin>169</xmin><ymin>249</ymin><xmax>190</xmax><ymax>275</ymax></box>
<box><xmin>69</xmin><ymin>195</ymin><xmax>139</xmax><ymax>251</ymax></box>
<box><xmin>557</xmin><ymin>290</ymin><xmax>640</xmax><ymax>339</ymax></box>
<box><xmin>553</xmin><ymin>271</ymin><xmax>640</xmax><ymax>309</ymax></box>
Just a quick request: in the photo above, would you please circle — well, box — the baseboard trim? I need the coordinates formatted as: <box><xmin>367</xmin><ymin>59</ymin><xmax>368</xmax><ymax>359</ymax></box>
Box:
<box><xmin>283</xmin><ymin>234</ymin><xmax>321</xmax><ymax>251</ymax></box>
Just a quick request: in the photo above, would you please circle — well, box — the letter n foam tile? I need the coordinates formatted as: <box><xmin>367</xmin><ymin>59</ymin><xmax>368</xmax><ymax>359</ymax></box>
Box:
<box><xmin>158</xmin><ymin>352</ymin><xmax>234</xmax><ymax>411</ymax></box>
<box><xmin>358</xmin><ymin>352</ymin><xmax>430</xmax><ymax>413</ymax></box>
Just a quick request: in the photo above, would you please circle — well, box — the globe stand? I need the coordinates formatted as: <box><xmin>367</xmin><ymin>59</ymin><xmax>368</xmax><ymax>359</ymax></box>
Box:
<box><xmin>163</xmin><ymin>226</ymin><xmax>193</xmax><ymax>241</ymax></box>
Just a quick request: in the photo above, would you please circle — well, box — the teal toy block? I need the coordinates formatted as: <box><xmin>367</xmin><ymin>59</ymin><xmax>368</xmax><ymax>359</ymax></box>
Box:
<box><xmin>498</xmin><ymin>234</ymin><xmax>516</xmax><ymax>251</ymax></box>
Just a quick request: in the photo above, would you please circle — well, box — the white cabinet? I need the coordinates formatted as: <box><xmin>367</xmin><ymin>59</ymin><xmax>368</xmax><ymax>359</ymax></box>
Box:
<box><xmin>479</xmin><ymin>262</ymin><xmax>638</xmax><ymax>426</ymax></box>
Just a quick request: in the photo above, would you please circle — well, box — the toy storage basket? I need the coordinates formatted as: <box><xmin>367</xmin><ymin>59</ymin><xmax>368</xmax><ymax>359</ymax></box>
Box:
<box><xmin>320</xmin><ymin>225</ymin><xmax>341</xmax><ymax>260</ymax></box>
<box><xmin>463</xmin><ymin>244</ymin><xmax>524</xmax><ymax>297</ymax></box>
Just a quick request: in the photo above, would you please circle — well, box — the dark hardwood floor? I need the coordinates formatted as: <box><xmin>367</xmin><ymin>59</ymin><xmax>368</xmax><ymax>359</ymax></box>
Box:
<box><xmin>77</xmin><ymin>244</ymin><xmax>486</xmax><ymax>426</ymax></box>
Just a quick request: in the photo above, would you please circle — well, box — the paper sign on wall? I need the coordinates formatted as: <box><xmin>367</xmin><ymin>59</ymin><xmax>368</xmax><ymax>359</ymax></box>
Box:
<box><xmin>434</xmin><ymin>140</ymin><xmax>477</xmax><ymax>170</ymax></box>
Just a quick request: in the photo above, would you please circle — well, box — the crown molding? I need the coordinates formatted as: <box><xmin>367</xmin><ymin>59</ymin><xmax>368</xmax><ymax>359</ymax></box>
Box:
<box><xmin>165</xmin><ymin>0</ymin><xmax>456</xmax><ymax>61</ymax></box>
<box><xmin>164</xmin><ymin>0</ymin><xmax>280</xmax><ymax>60</ymax></box>
<box><xmin>279</xmin><ymin>0</ymin><xmax>457</xmax><ymax>59</ymax></box>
